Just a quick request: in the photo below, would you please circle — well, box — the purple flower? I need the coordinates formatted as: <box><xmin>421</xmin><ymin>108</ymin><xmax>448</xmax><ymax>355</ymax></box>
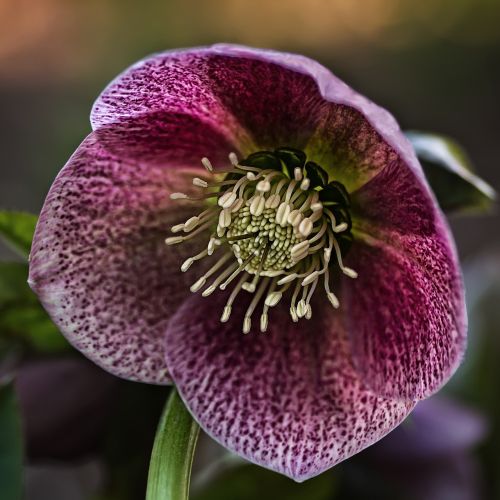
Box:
<box><xmin>28</xmin><ymin>45</ymin><xmax>466</xmax><ymax>481</ymax></box>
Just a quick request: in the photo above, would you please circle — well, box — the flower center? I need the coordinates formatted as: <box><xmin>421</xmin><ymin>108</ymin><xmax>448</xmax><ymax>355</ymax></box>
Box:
<box><xmin>166</xmin><ymin>148</ymin><xmax>357</xmax><ymax>333</ymax></box>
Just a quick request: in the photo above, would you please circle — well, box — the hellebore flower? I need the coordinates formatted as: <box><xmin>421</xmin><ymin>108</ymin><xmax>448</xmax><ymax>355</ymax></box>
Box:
<box><xmin>28</xmin><ymin>44</ymin><xmax>466</xmax><ymax>481</ymax></box>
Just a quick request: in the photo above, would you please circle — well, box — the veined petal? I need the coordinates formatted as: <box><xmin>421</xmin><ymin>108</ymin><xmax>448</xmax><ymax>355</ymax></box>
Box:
<box><xmin>91</xmin><ymin>44</ymin><xmax>416</xmax><ymax>185</ymax></box>
<box><xmin>344</xmin><ymin>159</ymin><xmax>467</xmax><ymax>401</ymax></box>
<box><xmin>28</xmin><ymin>133</ymin><xmax>213</xmax><ymax>384</ymax></box>
<box><xmin>91</xmin><ymin>49</ymin><xmax>254</xmax><ymax>161</ymax></box>
<box><xmin>164</xmin><ymin>293</ymin><xmax>413</xmax><ymax>482</ymax></box>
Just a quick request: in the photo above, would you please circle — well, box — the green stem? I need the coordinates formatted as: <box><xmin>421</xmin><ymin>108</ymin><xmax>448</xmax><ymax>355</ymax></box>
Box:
<box><xmin>146</xmin><ymin>388</ymin><xmax>200</xmax><ymax>500</ymax></box>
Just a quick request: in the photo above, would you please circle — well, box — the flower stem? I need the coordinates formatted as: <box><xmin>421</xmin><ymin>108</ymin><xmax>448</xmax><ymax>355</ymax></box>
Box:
<box><xmin>146</xmin><ymin>388</ymin><xmax>199</xmax><ymax>500</ymax></box>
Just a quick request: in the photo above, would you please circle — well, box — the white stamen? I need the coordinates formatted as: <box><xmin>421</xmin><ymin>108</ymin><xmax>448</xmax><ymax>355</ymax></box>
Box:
<box><xmin>250</xmin><ymin>195</ymin><xmax>265</xmax><ymax>216</ymax></box>
<box><xmin>260</xmin><ymin>313</ymin><xmax>269</xmax><ymax>332</ymax></box>
<box><xmin>287</xmin><ymin>209</ymin><xmax>303</xmax><ymax>227</ymax></box>
<box><xmin>218</xmin><ymin>209</ymin><xmax>231</xmax><ymax>228</ymax></box>
<box><xmin>343</xmin><ymin>267</ymin><xmax>358</xmax><ymax>279</ymax></box>
<box><xmin>218</xmin><ymin>191</ymin><xmax>237</xmax><ymax>208</ymax></box>
<box><xmin>296</xmin><ymin>299</ymin><xmax>307</xmax><ymax>318</ymax></box>
<box><xmin>298</xmin><ymin>218</ymin><xmax>313</xmax><ymax>237</ymax></box>
<box><xmin>193</xmin><ymin>177</ymin><xmax>208</xmax><ymax>188</ymax></box>
<box><xmin>183</xmin><ymin>216</ymin><xmax>199</xmax><ymax>232</ymax></box>
<box><xmin>265</xmin><ymin>291</ymin><xmax>282</xmax><ymax>307</ymax></box>
<box><xmin>207</xmin><ymin>238</ymin><xmax>217</xmax><ymax>255</ymax></box>
<box><xmin>246</xmin><ymin>172</ymin><xmax>256</xmax><ymax>181</ymax></box>
<box><xmin>181</xmin><ymin>258</ymin><xmax>194</xmax><ymax>272</ymax></box>
<box><xmin>305</xmin><ymin>304</ymin><xmax>312</xmax><ymax>319</ymax></box>
<box><xmin>230</xmin><ymin>198</ymin><xmax>244</xmax><ymax>213</ymax></box>
<box><xmin>171</xmin><ymin>223</ymin><xmax>185</xmax><ymax>233</ymax></box>
<box><xmin>301</xmin><ymin>271</ymin><xmax>319</xmax><ymax>287</ymax></box>
<box><xmin>334</xmin><ymin>222</ymin><xmax>348</xmax><ymax>233</ymax></box>
<box><xmin>190</xmin><ymin>277</ymin><xmax>207</xmax><ymax>292</ymax></box>
<box><xmin>242</xmin><ymin>282</ymin><xmax>256</xmax><ymax>292</ymax></box>
<box><xmin>327</xmin><ymin>292</ymin><xmax>340</xmax><ymax>309</ymax></box>
<box><xmin>300</xmin><ymin>177</ymin><xmax>310</xmax><ymax>190</ymax></box>
<box><xmin>201</xmin><ymin>157</ymin><xmax>214</xmax><ymax>172</ymax></box>
<box><xmin>256</xmin><ymin>180</ymin><xmax>271</xmax><ymax>193</ymax></box>
<box><xmin>228</xmin><ymin>152</ymin><xmax>238</xmax><ymax>166</ymax></box>
<box><xmin>221</xmin><ymin>305</ymin><xmax>232</xmax><ymax>322</ymax></box>
<box><xmin>294</xmin><ymin>167</ymin><xmax>303</xmax><ymax>181</ymax></box>
<box><xmin>170</xmin><ymin>192</ymin><xmax>188</xmax><ymax>200</ymax></box>
<box><xmin>243</xmin><ymin>317</ymin><xmax>252</xmax><ymax>334</ymax></box>
<box><xmin>310</xmin><ymin>202</ymin><xmax>323</xmax><ymax>212</ymax></box>
<box><xmin>276</xmin><ymin>202</ymin><xmax>291</xmax><ymax>227</ymax></box>
<box><xmin>291</xmin><ymin>240</ymin><xmax>310</xmax><ymax>257</ymax></box>
<box><xmin>277</xmin><ymin>274</ymin><xmax>297</xmax><ymax>285</ymax></box>
<box><xmin>265</xmin><ymin>193</ymin><xmax>281</xmax><ymax>209</ymax></box>
<box><xmin>165</xmin><ymin>236</ymin><xmax>184</xmax><ymax>245</ymax></box>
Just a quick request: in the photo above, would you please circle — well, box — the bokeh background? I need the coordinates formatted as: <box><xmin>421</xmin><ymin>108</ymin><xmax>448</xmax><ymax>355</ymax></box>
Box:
<box><xmin>1</xmin><ymin>1</ymin><xmax>499</xmax><ymax>499</ymax></box>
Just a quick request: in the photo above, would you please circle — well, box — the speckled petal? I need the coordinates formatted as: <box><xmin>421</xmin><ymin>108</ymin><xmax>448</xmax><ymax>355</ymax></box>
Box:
<box><xmin>164</xmin><ymin>293</ymin><xmax>413</xmax><ymax>481</ymax></box>
<box><xmin>28</xmin><ymin>133</ymin><xmax>215</xmax><ymax>384</ymax></box>
<box><xmin>344</xmin><ymin>162</ymin><xmax>467</xmax><ymax>400</ymax></box>
<box><xmin>208</xmin><ymin>44</ymin><xmax>426</xmax><ymax>192</ymax></box>
<box><xmin>91</xmin><ymin>44</ymin><xmax>419</xmax><ymax>184</ymax></box>
<box><xmin>91</xmin><ymin>48</ymin><xmax>254</xmax><ymax>161</ymax></box>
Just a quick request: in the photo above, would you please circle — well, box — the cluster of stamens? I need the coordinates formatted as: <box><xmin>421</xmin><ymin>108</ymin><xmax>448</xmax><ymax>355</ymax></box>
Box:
<box><xmin>166</xmin><ymin>150</ymin><xmax>357</xmax><ymax>333</ymax></box>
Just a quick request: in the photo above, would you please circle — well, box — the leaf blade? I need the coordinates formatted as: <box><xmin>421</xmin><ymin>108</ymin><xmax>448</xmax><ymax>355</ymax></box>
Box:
<box><xmin>406</xmin><ymin>131</ymin><xmax>496</xmax><ymax>213</ymax></box>
<box><xmin>0</xmin><ymin>211</ymin><xmax>38</xmax><ymax>259</ymax></box>
<box><xmin>146</xmin><ymin>389</ymin><xmax>199</xmax><ymax>500</ymax></box>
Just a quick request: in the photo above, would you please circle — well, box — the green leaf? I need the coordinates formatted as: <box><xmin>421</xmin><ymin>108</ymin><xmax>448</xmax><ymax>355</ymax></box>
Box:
<box><xmin>192</xmin><ymin>461</ymin><xmax>336</xmax><ymax>500</ymax></box>
<box><xmin>0</xmin><ymin>381</ymin><xmax>24</xmax><ymax>500</ymax></box>
<box><xmin>406</xmin><ymin>131</ymin><xmax>496</xmax><ymax>213</ymax></box>
<box><xmin>0</xmin><ymin>262</ymin><xmax>68</xmax><ymax>353</ymax></box>
<box><xmin>146</xmin><ymin>389</ymin><xmax>199</xmax><ymax>500</ymax></box>
<box><xmin>0</xmin><ymin>211</ymin><xmax>38</xmax><ymax>259</ymax></box>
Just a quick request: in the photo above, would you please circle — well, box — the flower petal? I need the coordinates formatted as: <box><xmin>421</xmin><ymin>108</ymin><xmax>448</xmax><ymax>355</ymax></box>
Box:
<box><xmin>209</xmin><ymin>44</ymin><xmax>421</xmax><ymax>191</ymax></box>
<box><xmin>91</xmin><ymin>48</ymin><xmax>253</xmax><ymax>161</ymax></box>
<box><xmin>164</xmin><ymin>293</ymin><xmax>413</xmax><ymax>481</ymax></box>
<box><xmin>29</xmin><ymin>133</ymin><xmax>213</xmax><ymax>384</ymax></box>
<box><xmin>343</xmin><ymin>165</ymin><xmax>466</xmax><ymax>400</ymax></box>
<box><xmin>91</xmin><ymin>44</ymin><xmax>414</xmax><ymax>183</ymax></box>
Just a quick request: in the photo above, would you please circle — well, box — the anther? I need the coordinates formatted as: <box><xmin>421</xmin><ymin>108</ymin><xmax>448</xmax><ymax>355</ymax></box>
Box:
<box><xmin>221</xmin><ymin>305</ymin><xmax>232</xmax><ymax>322</ymax></box>
<box><xmin>218</xmin><ymin>191</ymin><xmax>237</xmax><ymax>208</ymax></box>
<box><xmin>190</xmin><ymin>277</ymin><xmax>207</xmax><ymax>292</ymax></box>
<box><xmin>294</xmin><ymin>167</ymin><xmax>303</xmax><ymax>181</ymax></box>
<box><xmin>170</xmin><ymin>192</ymin><xmax>188</xmax><ymax>200</ymax></box>
<box><xmin>193</xmin><ymin>178</ymin><xmax>208</xmax><ymax>188</ymax></box>
<box><xmin>171</xmin><ymin>223</ymin><xmax>185</xmax><ymax>233</ymax></box>
<box><xmin>256</xmin><ymin>180</ymin><xmax>271</xmax><ymax>192</ymax></box>
<box><xmin>327</xmin><ymin>292</ymin><xmax>340</xmax><ymax>309</ymax></box>
<box><xmin>301</xmin><ymin>271</ymin><xmax>319</xmax><ymax>287</ymax></box>
<box><xmin>183</xmin><ymin>216</ymin><xmax>199</xmax><ymax>232</ymax></box>
<box><xmin>298</xmin><ymin>218</ymin><xmax>313</xmax><ymax>237</ymax></box>
<box><xmin>228</xmin><ymin>152</ymin><xmax>238</xmax><ymax>166</ymax></box>
<box><xmin>201</xmin><ymin>157</ymin><xmax>214</xmax><ymax>172</ymax></box>
<box><xmin>300</xmin><ymin>178</ymin><xmax>310</xmax><ymax>190</ymax></box>
<box><xmin>165</xmin><ymin>236</ymin><xmax>184</xmax><ymax>245</ymax></box>
<box><xmin>181</xmin><ymin>258</ymin><xmax>194</xmax><ymax>272</ymax></box>
<box><xmin>265</xmin><ymin>194</ymin><xmax>281</xmax><ymax>209</ymax></box>
<box><xmin>265</xmin><ymin>291</ymin><xmax>282</xmax><ymax>307</ymax></box>
<box><xmin>260</xmin><ymin>313</ymin><xmax>269</xmax><ymax>333</ymax></box>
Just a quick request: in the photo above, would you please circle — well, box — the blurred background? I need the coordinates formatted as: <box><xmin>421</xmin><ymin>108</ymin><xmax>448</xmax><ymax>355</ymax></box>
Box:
<box><xmin>0</xmin><ymin>0</ymin><xmax>499</xmax><ymax>499</ymax></box>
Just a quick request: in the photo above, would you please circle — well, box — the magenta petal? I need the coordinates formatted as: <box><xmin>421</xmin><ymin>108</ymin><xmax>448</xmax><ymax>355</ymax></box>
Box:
<box><xmin>164</xmin><ymin>293</ymin><xmax>413</xmax><ymax>481</ymax></box>
<box><xmin>91</xmin><ymin>49</ymin><xmax>253</xmax><ymax>161</ymax></box>
<box><xmin>29</xmin><ymin>133</ymin><xmax>209</xmax><ymax>384</ymax></box>
<box><xmin>344</xmin><ymin>157</ymin><xmax>467</xmax><ymax>401</ymax></box>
